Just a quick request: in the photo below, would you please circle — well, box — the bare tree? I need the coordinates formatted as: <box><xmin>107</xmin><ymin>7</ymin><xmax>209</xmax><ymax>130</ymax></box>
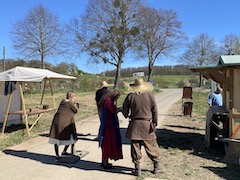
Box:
<box><xmin>134</xmin><ymin>6</ymin><xmax>186</xmax><ymax>82</ymax></box>
<box><xmin>69</xmin><ymin>0</ymin><xmax>141</xmax><ymax>88</ymax></box>
<box><xmin>10</xmin><ymin>4</ymin><xmax>67</xmax><ymax>69</ymax></box>
<box><xmin>220</xmin><ymin>33</ymin><xmax>240</xmax><ymax>55</ymax></box>
<box><xmin>180</xmin><ymin>33</ymin><xmax>219</xmax><ymax>86</ymax></box>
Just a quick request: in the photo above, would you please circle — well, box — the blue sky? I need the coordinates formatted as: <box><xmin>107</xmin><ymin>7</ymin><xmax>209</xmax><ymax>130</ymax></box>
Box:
<box><xmin>1</xmin><ymin>0</ymin><xmax>240</xmax><ymax>73</ymax></box>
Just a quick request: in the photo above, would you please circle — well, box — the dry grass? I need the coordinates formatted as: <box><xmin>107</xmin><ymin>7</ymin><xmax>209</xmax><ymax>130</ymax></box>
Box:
<box><xmin>138</xmin><ymin>90</ymin><xmax>240</xmax><ymax>180</ymax></box>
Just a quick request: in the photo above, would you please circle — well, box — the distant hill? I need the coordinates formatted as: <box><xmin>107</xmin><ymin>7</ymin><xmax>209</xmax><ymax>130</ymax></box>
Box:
<box><xmin>103</xmin><ymin>65</ymin><xmax>193</xmax><ymax>76</ymax></box>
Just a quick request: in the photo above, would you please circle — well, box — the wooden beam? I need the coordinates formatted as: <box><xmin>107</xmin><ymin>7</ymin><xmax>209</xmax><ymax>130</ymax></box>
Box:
<box><xmin>40</xmin><ymin>79</ymin><xmax>47</xmax><ymax>107</ymax></box>
<box><xmin>19</xmin><ymin>82</ymin><xmax>30</xmax><ymax>136</ymax></box>
<box><xmin>203</xmin><ymin>70</ymin><xmax>232</xmax><ymax>86</ymax></box>
<box><xmin>230</xmin><ymin>108</ymin><xmax>240</xmax><ymax>138</ymax></box>
<box><xmin>1</xmin><ymin>93</ymin><xmax>13</xmax><ymax>136</ymax></box>
<box><xmin>49</xmin><ymin>80</ymin><xmax>56</xmax><ymax>109</ymax></box>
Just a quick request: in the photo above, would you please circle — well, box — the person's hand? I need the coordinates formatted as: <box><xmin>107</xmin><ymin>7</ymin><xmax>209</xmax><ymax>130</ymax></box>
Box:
<box><xmin>75</xmin><ymin>102</ymin><xmax>79</xmax><ymax>108</ymax></box>
<box><xmin>117</xmin><ymin>106</ymin><xmax>122</xmax><ymax>113</ymax></box>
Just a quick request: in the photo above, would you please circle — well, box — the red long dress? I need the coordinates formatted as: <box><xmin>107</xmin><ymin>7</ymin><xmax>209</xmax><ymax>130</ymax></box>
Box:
<box><xmin>101</xmin><ymin>97</ymin><xmax>123</xmax><ymax>161</ymax></box>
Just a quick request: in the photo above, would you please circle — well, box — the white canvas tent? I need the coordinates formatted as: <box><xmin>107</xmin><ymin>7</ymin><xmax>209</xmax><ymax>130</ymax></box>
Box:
<box><xmin>0</xmin><ymin>66</ymin><xmax>76</xmax><ymax>136</ymax></box>
<box><xmin>0</xmin><ymin>82</ymin><xmax>21</xmax><ymax>126</ymax></box>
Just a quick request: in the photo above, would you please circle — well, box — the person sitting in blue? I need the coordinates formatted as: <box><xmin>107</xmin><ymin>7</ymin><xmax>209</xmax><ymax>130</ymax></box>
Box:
<box><xmin>208</xmin><ymin>86</ymin><xmax>223</xmax><ymax>107</ymax></box>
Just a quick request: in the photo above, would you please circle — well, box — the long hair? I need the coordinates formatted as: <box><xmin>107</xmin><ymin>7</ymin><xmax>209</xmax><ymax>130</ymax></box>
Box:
<box><xmin>98</xmin><ymin>90</ymin><xmax>120</xmax><ymax>108</ymax></box>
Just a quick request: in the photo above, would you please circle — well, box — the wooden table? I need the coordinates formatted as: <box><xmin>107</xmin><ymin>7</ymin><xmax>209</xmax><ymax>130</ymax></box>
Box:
<box><xmin>8</xmin><ymin>108</ymin><xmax>56</xmax><ymax>132</ymax></box>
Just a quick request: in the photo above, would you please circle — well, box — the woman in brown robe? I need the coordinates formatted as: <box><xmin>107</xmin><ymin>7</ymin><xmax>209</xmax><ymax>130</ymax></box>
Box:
<box><xmin>49</xmin><ymin>91</ymin><xmax>79</xmax><ymax>160</ymax></box>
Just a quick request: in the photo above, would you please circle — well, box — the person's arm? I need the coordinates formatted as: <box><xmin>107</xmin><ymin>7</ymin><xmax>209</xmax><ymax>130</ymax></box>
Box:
<box><xmin>121</xmin><ymin>95</ymin><xmax>130</xmax><ymax>118</ymax></box>
<box><xmin>208</xmin><ymin>93</ymin><xmax>213</xmax><ymax>107</ymax></box>
<box><xmin>150</xmin><ymin>93</ymin><xmax>158</xmax><ymax>126</ymax></box>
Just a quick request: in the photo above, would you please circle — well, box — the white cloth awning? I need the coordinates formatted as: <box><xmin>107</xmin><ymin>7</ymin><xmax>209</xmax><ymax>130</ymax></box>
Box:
<box><xmin>0</xmin><ymin>66</ymin><xmax>76</xmax><ymax>82</ymax></box>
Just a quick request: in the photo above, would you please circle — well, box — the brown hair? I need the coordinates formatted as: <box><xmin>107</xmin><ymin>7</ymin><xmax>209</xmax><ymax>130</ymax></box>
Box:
<box><xmin>98</xmin><ymin>90</ymin><xmax>120</xmax><ymax>108</ymax></box>
<box><xmin>66</xmin><ymin>91</ymin><xmax>75</xmax><ymax>99</ymax></box>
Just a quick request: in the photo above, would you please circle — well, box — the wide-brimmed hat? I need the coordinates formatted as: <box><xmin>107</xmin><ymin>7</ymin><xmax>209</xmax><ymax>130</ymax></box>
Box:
<box><xmin>127</xmin><ymin>78</ymin><xmax>153</xmax><ymax>93</ymax></box>
<box><xmin>100</xmin><ymin>81</ymin><xmax>113</xmax><ymax>88</ymax></box>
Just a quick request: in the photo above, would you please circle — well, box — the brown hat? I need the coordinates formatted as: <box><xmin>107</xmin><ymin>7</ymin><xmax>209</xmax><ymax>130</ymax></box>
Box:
<box><xmin>128</xmin><ymin>78</ymin><xmax>153</xmax><ymax>93</ymax></box>
<box><xmin>100</xmin><ymin>81</ymin><xmax>113</xmax><ymax>88</ymax></box>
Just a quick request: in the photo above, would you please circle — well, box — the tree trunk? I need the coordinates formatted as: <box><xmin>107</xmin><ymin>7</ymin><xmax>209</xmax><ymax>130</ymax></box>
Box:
<box><xmin>41</xmin><ymin>50</ymin><xmax>45</xmax><ymax>69</ymax></box>
<box><xmin>147</xmin><ymin>62</ymin><xmax>153</xmax><ymax>82</ymax></box>
<box><xmin>199</xmin><ymin>72</ymin><xmax>202</xmax><ymax>87</ymax></box>
<box><xmin>114</xmin><ymin>64</ymin><xmax>121</xmax><ymax>89</ymax></box>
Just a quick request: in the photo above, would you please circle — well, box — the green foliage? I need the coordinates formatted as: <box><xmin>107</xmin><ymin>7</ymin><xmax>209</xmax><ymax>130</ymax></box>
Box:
<box><xmin>191</xmin><ymin>90</ymin><xmax>209</xmax><ymax>119</ymax></box>
<box><xmin>152</xmin><ymin>75</ymin><xmax>196</xmax><ymax>88</ymax></box>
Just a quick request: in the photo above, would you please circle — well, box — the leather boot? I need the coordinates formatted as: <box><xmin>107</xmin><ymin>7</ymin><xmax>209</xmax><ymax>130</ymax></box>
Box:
<box><xmin>133</xmin><ymin>163</ymin><xmax>141</xmax><ymax>176</ymax></box>
<box><xmin>153</xmin><ymin>161</ymin><xmax>161</xmax><ymax>174</ymax></box>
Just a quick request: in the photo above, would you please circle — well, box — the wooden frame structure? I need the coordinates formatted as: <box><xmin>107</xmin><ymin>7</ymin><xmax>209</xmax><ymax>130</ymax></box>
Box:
<box><xmin>0</xmin><ymin>66</ymin><xmax>76</xmax><ymax>137</ymax></box>
<box><xmin>1</xmin><ymin>79</ymin><xmax>56</xmax><ymax>136</ymax></box>
<box><xmin>191</xmin><ymin>55</ymin><xmax>240</xmax><ymax>164</ymax></box>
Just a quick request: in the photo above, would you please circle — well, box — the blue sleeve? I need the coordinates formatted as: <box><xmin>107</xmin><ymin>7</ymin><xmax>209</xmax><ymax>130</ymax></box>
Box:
<box><xmin>208</xmin><ymin>93</ymin><xmax>213</xmax><ymax>105</ymax></box>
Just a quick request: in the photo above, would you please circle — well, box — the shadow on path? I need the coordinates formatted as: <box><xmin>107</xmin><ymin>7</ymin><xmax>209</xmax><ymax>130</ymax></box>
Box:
<box><xmin>3</xmin><ymin>149</ymin><xmax>134</xmax><ymax>176</ymax></box>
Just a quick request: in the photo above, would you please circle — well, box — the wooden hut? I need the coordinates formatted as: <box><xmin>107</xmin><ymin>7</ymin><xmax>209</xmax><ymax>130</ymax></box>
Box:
<box><xmin>191</xmin><ymin>55</ymin><xmax>240</xmax><ymax>164</ymax></box>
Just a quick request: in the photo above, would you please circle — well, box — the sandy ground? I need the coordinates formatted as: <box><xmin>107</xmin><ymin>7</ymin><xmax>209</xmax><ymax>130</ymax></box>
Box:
<box><xmin>0</xmin><ymin>89</ymin><xmax>182</xmax><ymax>180</ymax></box>
<box><xmin>1</xmin><ymin>88</ymin><xmax>238</xmax><ymax>180</ymax></box>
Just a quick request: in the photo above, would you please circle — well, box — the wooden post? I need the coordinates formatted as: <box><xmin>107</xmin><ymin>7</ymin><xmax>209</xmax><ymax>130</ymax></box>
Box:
<box><xmin>40</xmin><ymin>79</ymin><xmax>47</xmax><ymax>107</ymax></box>
<box><xmin>49</xmin><ymin>80</ymin><xmax>56</xmax><ymax>109</ymax></box>
<box><xmin>19</xmin><ymin>82</ymin><xmax>30</xmax><ymax>136</ymax></box>
<box><xmin>1</xmin><ymin>93</ymin><xmax>13</xmax><ymax>136</ymax></box>
<box><xmin>230</xmin><ymin>108</ymin><xmax>240</xmax><ymax>138</ymax></box>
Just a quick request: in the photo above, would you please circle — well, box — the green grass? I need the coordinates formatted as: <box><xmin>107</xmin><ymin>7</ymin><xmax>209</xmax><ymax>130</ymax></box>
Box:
<box><xmin>191</xmin><ymin>90</ymin><xmax>209</xmax><ymax>121</ymax></box>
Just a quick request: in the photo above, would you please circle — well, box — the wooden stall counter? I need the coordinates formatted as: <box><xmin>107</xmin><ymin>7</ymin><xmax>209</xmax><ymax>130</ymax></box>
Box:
<box><xmin>8</xmin><ymin>107</ymin><xmax>56</xmax><ymax>132</ymax></box>
<box><xmin>9</xmin><ymin>107</ymin><xmax>56</xmax><ymax>116</ymax></box>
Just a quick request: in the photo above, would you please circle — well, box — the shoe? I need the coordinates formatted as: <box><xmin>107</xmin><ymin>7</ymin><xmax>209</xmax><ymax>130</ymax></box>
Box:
<box><xmin>133</xmin><ymin>163</ymin><xmax>141</xmax><ymax>176</ymax></box>
<box><xmin>55</xmin><ymin>156</ymin><xmax>60</xmax><ymax>162</ymax></box>
<box><xmin>153</xmin><ymin>162</ymin><xmax>161</xmax><ymax>174</ymax></box>
<box><xmin>101</xmin><ymin>160</ymin><xmax>113</xmax><ymax>169</ymax></box>
<box><xmin>102</xmin><ymin>164</ymin><xmax>113</xmax><ymax>169</ymax></box>
<box><xmin>101</xmin><ymin>162</ymin><xmax>113</xmax><ymax>167</ymax></box>
<box><xmin>61</xmin><ymin>151</ymin><xmax>72</xmax><ymax>156</ymax></box>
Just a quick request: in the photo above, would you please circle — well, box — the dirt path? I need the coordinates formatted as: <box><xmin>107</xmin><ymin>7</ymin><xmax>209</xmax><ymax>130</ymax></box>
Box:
<box><xmin>0</xmin><ymin>89</ymin><xmax>182</xmax><ymax>180</ymax></box>
<box><xmin>1</xmin><ymin>88</ymin><xmax>239</xmax><ymax>180</ymax></box>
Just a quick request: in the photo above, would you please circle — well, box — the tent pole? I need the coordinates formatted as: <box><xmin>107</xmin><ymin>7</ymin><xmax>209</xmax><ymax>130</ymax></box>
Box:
<box><xmin>49</xmin><ymin>80</ymin><xmax>56</xmax><ymax>109</ymax></box>
<box><xmin>40</xmin><ymin>79</ymin><xmax>46</xmax><ymax>107</ymax></box>
<box><xmin>19</xmin><ymin>82</ymin><xmax>30</xmax><ymax>136</ymax></box>
<box><xmin>1</xmin><ymin>93</ymin><xmax>13</xmax><ymax>136</ymax></box>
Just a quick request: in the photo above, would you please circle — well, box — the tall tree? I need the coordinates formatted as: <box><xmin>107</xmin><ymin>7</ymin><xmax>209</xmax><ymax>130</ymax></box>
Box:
<box><xmin>134</xmin><ymin>6</ymin><xmax>186</xmax><ymax>82</ymax></box>
<box><xmin>220</xmin><ymin>33</ymin><xmax>240</xmax><ymax>55</ymax></box>
<box><xmin>180</xmin><ymin>33</ymin><xmax>219</xmax><ymax>86</ymax></box>
<box><xmin>69</xmin><ymin>0</ymin><xmax>141</xmax><ymax>88</ymax></box>
<box><xmin>10</xmin><ymin>4</ymin><xmax>67</xmax><ymax>69</ymax></box>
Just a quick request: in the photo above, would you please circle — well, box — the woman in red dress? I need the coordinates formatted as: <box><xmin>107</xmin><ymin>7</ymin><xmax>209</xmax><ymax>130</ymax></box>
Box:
<box><xmin>98</xmin><ymin>90</ymin><xmax>123</xmax><ymax>168</ymax></box>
